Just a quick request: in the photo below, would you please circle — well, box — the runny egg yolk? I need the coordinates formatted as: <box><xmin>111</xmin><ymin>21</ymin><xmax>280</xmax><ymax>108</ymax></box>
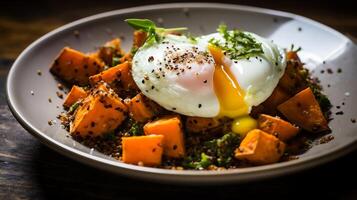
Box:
<box><xmin>208</xmin><ymin>45</ymin><xmax>248</xmax><ymax>118</ymax></box>
<box><xmin>231</xmin><ymin>116</ymin><xmax>257</xmax><ymax>137</ymax></box>
<box><xmin>208</xmin><ymin>45</ymin><xmax>257</xmax><ymax>135</ymax></box>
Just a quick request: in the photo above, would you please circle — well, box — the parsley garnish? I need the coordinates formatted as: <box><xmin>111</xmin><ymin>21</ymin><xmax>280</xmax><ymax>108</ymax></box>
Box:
<box><xmin>68</xmin><ymin>101</ymin><xmax>80</xmax><ymax>114</ymax></box>
<box><xmin>125</xmin><ymin>19</ymin><xmax>187</xmax><ymax>47</ymax></box>
<box><xmin>130</xmin><ymin>46</ymin><xmax>138</xmax><ymax>55</ymax></box>
<box><xmin>184</xmin><ymin>153</ymin><xmax>213</xmax><ymax>170</ymax></box>
<box><xmin>128</xmin><ymin>121</ymin><xmax>143</xmax><ymax>136</ymax></box>
<box><xmin>209</xmin><ymin>24</ymin><xmax>264</xmax><ymax>59</ymax></box>
<box><xmin>183</xmin><ymin>132</ymin><xmax>240</xmax><ymax>169</ymax></box>
<box><xmin>112</xmin><ymin>56</ymin><xmax>121</xmax><ymax>66</ymax></box>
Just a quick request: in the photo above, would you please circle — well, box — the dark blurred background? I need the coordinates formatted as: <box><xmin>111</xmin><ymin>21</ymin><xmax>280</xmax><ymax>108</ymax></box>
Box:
<box><xmin>0</xmin><ymin>0</ymin><xmax>356</xmax><ymax>60</ymax></box>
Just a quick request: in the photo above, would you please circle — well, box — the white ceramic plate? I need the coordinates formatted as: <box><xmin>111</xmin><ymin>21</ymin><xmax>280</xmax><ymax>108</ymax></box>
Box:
<box><xmin>7</xmin><ymin>3</ymin><xmax>357</xmax><ymax>184</ymax></box>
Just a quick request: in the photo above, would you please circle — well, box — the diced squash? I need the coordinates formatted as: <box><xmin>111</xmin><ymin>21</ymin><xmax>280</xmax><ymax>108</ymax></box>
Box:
<box><xmin>278</xmin><ymin>57</ymin><xmax>307</xmax><ymax>95</ymax></box>
<box><xmin>89</xmin><ymin>61</ymin><xmax>137</xmax><ymax>91</ymax></box>
<box><xmin>235</xmin><ymin>129</ymin><xmax>286</xmax><ymax>165</ymax></box>
<box><xmin>63</xmin><ymin>85</ymin><xmax>87</xmax><ymax>108</ymax></box>
<box><xmin>277</xmin><ymin>87</ymin><xmax>329</xmax><ymax>133</ymax></box>
<box><xmin>144</xmin><ymin>116</ymin><xmax>185</xmax><ymax>158</ymax></box>
<box><xmin>286</xmin><ymin>51</ymin><xmax>300</xmax><ymax>61</ymax></box>
<box><xmin>185</xmin><ymin>117</ymin><xmax>220</xmax><ymax>133</ymax></box>
<box><xmin>133</xmin><ymin>30</ymin><xmax>147</xmax><ymax>48</ymax></box>
<box><xmin>126</xmin><ymin>93</ymin><xmax>156</xmax><ymax>122</ymax></box>
<box><xmin>119</xmin><ymin>53</ymin><xmax>132</xmax><ymax>63</ymax></box>
<box><xmin>97</xmin><ymin>38</ymin><xmax>125</xmax><ymax>66</ymax></box>
<box><xmin>50</xmin><ymin>47</ymin><xmax>104</xmax><ymax>85</ymax></box>
<box><xmin>70</xmin><ymin>84</ymin><xmax>128</xmax><ymax>137</ymax></box>
<box><xmin>258</xmin><ymin>114</ymin><xmax>299</xmax><ymax>141</ymax></box>
<box><xmin>122</xmin><ymin>135</ymin><xmax>164</xmax><ymax>166</ymax></box>
<box><xmin>262</xmin><ymin>86</ymin><xmax>291</xmax><ymax>115</ymax></box>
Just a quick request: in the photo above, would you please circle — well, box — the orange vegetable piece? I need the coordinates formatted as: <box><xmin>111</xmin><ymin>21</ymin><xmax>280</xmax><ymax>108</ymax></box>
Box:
<box><xmin>262</xmin><ymin>86</ymin><xmax>291</xmax><ymax>115</ymax></box>
<box><xmin>133</xmin><ymin>30</ymin><xmax>147</xmax><ymax>48</ymax></box>
<box><xmin>70</xmin><ymin>84</ymin><xmax>128</xmax><ymax>138</ymax></box>
<box><xmin>258</xmin><ymin>114</ymin><xmax>299</xmax><ymax>141</ymax></box>
<box><xmin>277</xmin><ymin>87</ymin><xmax>329</xmax><ymax>133</ymax></box>
<box><xmin>235</xmin><ymin>129</ymin><xmax>286</xmax><ymax>165</ymax></box>
<box><xmin>286</xmin><ymin>51</ymin><xmax>301</xmax><ymax>62</ymax></box>
<box><xmin>122</xmin><ymin>135</ymin><xmax>164</xmax><ymax>166</ymax></box>
<box><xmin>50</xmin><ymin>47</ymin><xmax>104</xmax><ymax>85</ymax></box>
<box><xmin>97</xmin><ymin>38</ymin><xmax>125</xmax><ymax>66</ymax></box>
<box><xmin>126</xmin><ymin>93</ymin><xmax>155</xmax><ymax>122</ymax></box>
<box><xmin>63</xmin><ymin>85</ymin><xmax>87</xmax><ymax>108</ymax></box>
<box><xmin>89</xmin><ymin>61</ymin><xmax>137</xmax><ymax>90</ymax></box>
<box><xmin>185</xmin><ymin>117</ymin><xmax>220</xmax><ymax>133</ymax></box>
<box><xmin>278</xmin><ymin>54</ymin><xmax>307</xmax><ymax>95</ymax></box>
<box><xmin>119</xmin><ymin>53</ymin><xmax>132</xmax><ymax>63</ymax></box>
<box><xmin>144</xmin><ymin>116</ymin><xmax>185</xmax><ymax>158</ymax></box>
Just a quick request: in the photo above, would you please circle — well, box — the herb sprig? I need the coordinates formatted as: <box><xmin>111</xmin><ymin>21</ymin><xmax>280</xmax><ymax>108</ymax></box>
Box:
<box><xmin>125</xmin><ymin>19</ymin><xmax>187</xmax><ymax>47</ymax></box>
<box><xmin>209</xmin><ymin>24</ymin><xmax>264</xmax><ymax>60</ymax></box>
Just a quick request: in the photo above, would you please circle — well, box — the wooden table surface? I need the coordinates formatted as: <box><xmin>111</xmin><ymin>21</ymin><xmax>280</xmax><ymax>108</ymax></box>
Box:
<box><xmin>1</xmin><ymin>1</ymin><xmax>356</xmax><ymax>199</ymax></box>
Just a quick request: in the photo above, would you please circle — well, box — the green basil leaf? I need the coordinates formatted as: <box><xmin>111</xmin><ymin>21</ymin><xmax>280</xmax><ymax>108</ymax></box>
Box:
<box><xmin>125</xmin><ymin>19</ymin><xmax>156</xmax><ymax>31</ymax></box>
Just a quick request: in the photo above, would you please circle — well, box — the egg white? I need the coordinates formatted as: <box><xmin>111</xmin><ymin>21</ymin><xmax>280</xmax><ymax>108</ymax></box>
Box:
<box><xmin>132</xmin><ymin>34</ymin><xmax>220</xmax><ymax>117</ymax></box>
<box><xmin>132</xmin><ymin>32</ymin><xmax>287</xmax><ymax>117</ymax></box>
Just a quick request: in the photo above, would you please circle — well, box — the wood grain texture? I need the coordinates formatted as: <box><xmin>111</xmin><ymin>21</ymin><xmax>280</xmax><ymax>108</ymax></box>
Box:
<box><xmin>0</xmin><ymin>1</ymin><xmax>356</xmax><ymax>199</ymax></box>
<box><xmin>0</xmin><ymin>0</ymin><xmax>356</xmax><ymax>60</ymax></box>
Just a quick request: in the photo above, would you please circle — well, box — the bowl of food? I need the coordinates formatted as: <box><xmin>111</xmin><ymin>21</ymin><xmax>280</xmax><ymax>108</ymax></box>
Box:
<box><xmin>6</xmin><ymin>3</ymin><xmax>357</xmax><ymax>184</ymax></box>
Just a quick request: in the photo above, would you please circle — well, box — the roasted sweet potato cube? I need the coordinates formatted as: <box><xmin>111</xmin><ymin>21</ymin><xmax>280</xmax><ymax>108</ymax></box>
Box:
<box><xmin>63</xmin><ymin>85</ymin><xmax>87</xmax><ymax>108</ymax></box>
<box><xmin>50</xmin><ymin>47</ymin><xmax>104</xmax><ymax>85</ymax></box>
<box><xmin>278</xmin><ymin>57</ymin><xmax>307</xmax><ymax>95</ymax></box>
<box><xmin>262</xmin><ymin>86</ymin><xmax>291</xmax><ymax>115</ymax></box>
<box><xmin>119</xmin><ymin>53</ymin><xmax>132</xmax><ymax>63</ymax></box>
<box><xmin>286</xmin><ymin>51</ymin><xmax>301</xmax><ymax>62</ymax></box>
<box><xmin>98</xmin><ymin>38</ymin><xmax>125</xmax><ymax>66</ymax></box>
<box><xmin>133</xmin><ymin>30</ymin><xmax>147</xmax><ymax>48</ymax></box>
<box><xmin>89</xmin><ymin>61</ymin><xmax>137</xmax><ymax>91</ymax></box>
<box><xmin>122</xmin><ymin>135</ymin><xmax>164</xmax><ymax>166</ymax></box>
<box><xmin>185</xmin><ymin>117</ymin><xmax>220</xmax><ymax>133</ymax></box>
<box><xmin>126</xmin><ymin>93</ymin><xmax>157</xmax><ymax>122</ymax></box>
<box><xmin>277</xmin><ymin>87</ymin><xmax>329</xmax><ymax>133</ymax></box>
<box><xmin>70</xmin><ymin>85</ymin><xmax>127</xmax><ymax>137</ymax></box>
<box><xmin>144</xmin><ymin>116</ymin><xmax>185</xmax><ymax>158</ymax></box>
<box><xmin>235</xmin><ymin>129</ymin><xmax>286</xmax><ymax>165</ymax></box>
<box><xmin>258</xmin><ymin>114</ymin><xmax>299</xmax><ymax>141</ymax></box>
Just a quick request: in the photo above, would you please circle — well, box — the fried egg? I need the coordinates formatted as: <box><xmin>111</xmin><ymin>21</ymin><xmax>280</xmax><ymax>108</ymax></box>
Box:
<box><xmin>131</xmin><ymin>31</ymin><xmax>286</xmax><ymax>118</ymax></box>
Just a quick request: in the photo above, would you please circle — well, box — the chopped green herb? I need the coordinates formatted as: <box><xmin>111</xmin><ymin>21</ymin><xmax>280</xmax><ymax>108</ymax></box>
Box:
<box><xmin>209</xmin><ymin>24</ymin><xmax>264</xmax><ymax>60</ymax></box>
<box><xmin>68</xmin><ymin>101</ymin><xmax>80</xmax><ymax>114</ymax></box>
<box><xmin>184</xmin><ymin>153</ymin><xmax>212</xmax><ymax>170</ymax></box>
<box><xmin>112</xmin><ymin>57</ymin><xmax>121</xmax><ymax>66</ymax></box>
<box><xmin>184</xmin><ymin>132</ymin><xmax>240</xmax><ymax>169</ymax></box>
<box><xmin>128</xmin><ymin>121</ymin><xmax>143</xmax><ymax>136</ymax></box>
<box><xmin>130</xmin><ymin>46</ymin><xmax>138</xmax><ymax>55</ymax></box>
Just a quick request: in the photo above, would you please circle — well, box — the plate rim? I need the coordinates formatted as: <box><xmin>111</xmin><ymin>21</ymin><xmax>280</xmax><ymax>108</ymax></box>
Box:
<box><xmin>6</xmin><ymin>2</ymin><xmax>357</xmax><ymax>184</ymax></box>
